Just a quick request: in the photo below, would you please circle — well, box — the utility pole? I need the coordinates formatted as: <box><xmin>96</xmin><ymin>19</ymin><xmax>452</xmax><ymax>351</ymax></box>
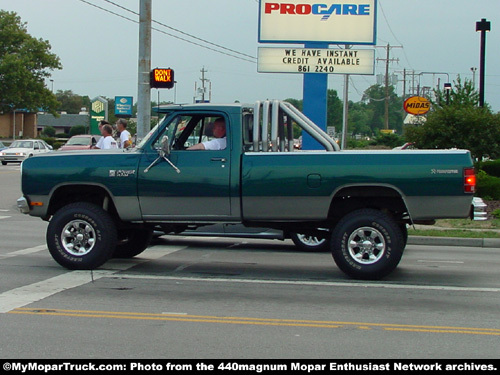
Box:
<box><xmin>195</xmin><ymin>67</ymin><xmax>211</xmax><ymax>103</ymax></box>
<box><xmin>341</xmin><ymin>45</ymin><xmax>351</xmax><ymax>150</ymax></box>
<box><xmin>136</xmin><ymin>0</ymin><xmax>152</xmax><ymax>140</ymax></box>
<box><xmin>376</xmin><ymin>44</ymin><xmax>401</xmax><ymax>130</ymax></box>
<box><xmin>200</xmin><ymin>67</ymin><xmax>209</xmax><ymax>102</ymax></box>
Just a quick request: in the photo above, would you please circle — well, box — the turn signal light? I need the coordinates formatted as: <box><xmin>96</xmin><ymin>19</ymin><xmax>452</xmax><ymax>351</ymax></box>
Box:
<box><xmin>464</xmin><ymin>168</ymin><xmax>476</xmax><ymax>193</ymax></box>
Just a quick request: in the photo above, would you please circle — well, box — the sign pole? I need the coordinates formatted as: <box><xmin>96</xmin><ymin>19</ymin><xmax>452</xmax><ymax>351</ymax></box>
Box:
<box><xmin>302</xmin><ymin>42</ymin><xmax>328</xmax><ymax>150</ymax></box>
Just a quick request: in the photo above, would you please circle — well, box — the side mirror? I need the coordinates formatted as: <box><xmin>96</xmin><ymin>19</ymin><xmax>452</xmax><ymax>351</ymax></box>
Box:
<box><xmin>160</xmin><ymin>136</ymin><xmax>170</xmax><ymax>156</ymax></box>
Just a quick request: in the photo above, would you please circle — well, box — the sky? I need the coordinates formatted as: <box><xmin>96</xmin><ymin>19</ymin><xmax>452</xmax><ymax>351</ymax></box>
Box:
<box><xmin>2</xmin><ymin>0</ymin><xmax>500</xmax><ymax>112</ymax></box>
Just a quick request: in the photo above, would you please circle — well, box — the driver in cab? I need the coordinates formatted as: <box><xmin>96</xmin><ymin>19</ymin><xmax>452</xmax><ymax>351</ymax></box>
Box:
<box><xmin>187</xmin><ymin>118</ymin><xmax>226</xmax><ymax>151</ymax></box>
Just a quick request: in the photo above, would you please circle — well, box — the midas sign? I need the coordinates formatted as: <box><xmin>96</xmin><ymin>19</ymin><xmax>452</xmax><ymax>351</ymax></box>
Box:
<box><xmin>403</xmin><ymin>96</ymin><xmax>431</xmax><ymax>115</ymax></box>
<box><xmin>150</xmin><ymin>68</ymin><xmax>175</xmax><ymax>89</ymax></box>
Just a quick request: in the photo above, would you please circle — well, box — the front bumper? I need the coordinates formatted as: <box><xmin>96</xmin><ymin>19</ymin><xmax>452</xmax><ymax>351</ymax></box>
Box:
<box><xmin>17</xmin><ymin>196</ymin><xmax>30</xmax><ymax>214</ymax></box>
<box><xmin>0</xmin><ymin>154</ymin><xmax>26</xmax><ymax>163</ymax></box>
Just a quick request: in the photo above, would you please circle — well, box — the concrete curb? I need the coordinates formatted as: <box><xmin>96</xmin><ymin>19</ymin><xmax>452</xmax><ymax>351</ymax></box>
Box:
<box><xmin>408</xmin><ymin>236</ymin><xmax>500</xmax><ymax>248</ymax></box>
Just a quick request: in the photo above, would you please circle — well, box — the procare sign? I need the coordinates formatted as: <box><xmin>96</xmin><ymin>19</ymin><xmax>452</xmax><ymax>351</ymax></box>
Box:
<box><xmin>403</xmin><ymin>96</ymin><xmax>431</xmax><ymax>116</ymax></box>
<box><xmin>259</xmin><ymin>0</ymin><xmax>377</xmax><ymax>44</ymax></box>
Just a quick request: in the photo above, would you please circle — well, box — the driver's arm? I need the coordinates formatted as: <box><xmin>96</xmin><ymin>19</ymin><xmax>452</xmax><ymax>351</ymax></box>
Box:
<box><xmin>187</xmin><ymin>143</ymin><xmax>205</xmax><ymax>150</ymax></box>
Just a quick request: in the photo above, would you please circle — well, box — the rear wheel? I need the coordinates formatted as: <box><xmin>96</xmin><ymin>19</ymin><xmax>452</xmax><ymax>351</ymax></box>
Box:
<box><xmin>113</xmin><ymin>228</ymin><xmax>153</xmax><ymax>258</ymax></box>
<box><xmin>46</xmin><ymin>202</ymin><xmax>117</xmax><ymax>269</ymax></box>
<box><xmin>290</xmin><ymin>231</ymin><xmax>329</xmax><ymax>252</ymax></box>
<box><xmin>1</xmin><ymin>161</ymin><xmax>7</xmax><ymax>165</ymax></box>
<box><xmin>331</xmin><ymin>209</ymin><xmax>404</xmax><ymax>280</ymax></box>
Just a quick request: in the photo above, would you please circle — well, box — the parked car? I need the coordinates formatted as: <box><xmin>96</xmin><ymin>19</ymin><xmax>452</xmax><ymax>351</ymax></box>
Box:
<box><xmin>0</xmin><ymin>141</ymin><xmax>7</xmax><ymax>151</ymax></box>
<box><xmin>59</xmin><ymin>135</ymin><xmax>101</xmax><ymax>151</ymax></box>
<box><xmin>0</xmin><ymin>139</ymin><xmax>52</xmax><ymax>165</ymax></box>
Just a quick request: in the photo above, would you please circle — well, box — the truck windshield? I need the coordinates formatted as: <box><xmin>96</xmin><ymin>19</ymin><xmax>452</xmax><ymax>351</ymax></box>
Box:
<box><xmin>136</xmin><ymin>123</ymin><xmax>161</xmax><ymax>149</ymax></box>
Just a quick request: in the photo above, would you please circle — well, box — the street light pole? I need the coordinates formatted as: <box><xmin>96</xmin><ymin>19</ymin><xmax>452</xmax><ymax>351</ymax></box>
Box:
<box><xmin>476</xmin><ymin>18</ymin><xmax>490</xmax><ymax>107</ymax></box>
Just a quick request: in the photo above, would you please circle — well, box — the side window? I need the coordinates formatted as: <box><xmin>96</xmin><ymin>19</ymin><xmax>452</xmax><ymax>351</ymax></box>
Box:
<box><xmin>152</xmin><ymin>114</ymin><xmax>227</xmax><ymax>151</ymax></box>
<box><xmin>38</xmin><ymin>142</ymin><xmax>46</xmax><ymax>150</ymax></box>
<box><xmin>34</xmin><ymin>142</ymin><xmax>40</xmax><ymax>150</ymax></box>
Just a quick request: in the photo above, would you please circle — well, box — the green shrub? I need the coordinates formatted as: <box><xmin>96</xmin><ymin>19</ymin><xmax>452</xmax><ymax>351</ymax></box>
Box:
<box><xmin>476</xmin><ymin>170</ymin><xmax>500</xmax><ymax>200</ymax></box>
<box><xmin>479</xmin><ymin>159</ymin><xmax>500</xmax><ymax>178</ymax></box>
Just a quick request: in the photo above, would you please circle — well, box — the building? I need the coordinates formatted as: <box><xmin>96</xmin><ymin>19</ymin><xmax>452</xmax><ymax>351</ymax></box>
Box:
<box><xmin>37</xmin><ymin>113</ymin><xmax>90</xmax><ymax>135</ymax></box>
<box><xmin>0</xmin><ymin>112</ymin><xmax>37</xmax><ymax>139</ymax></box>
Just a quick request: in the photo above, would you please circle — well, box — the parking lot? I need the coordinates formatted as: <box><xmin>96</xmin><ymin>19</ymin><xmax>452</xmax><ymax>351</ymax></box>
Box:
<box><xmin>1</xmin><ymin>165</ymin><xmax>500</xmax><ymax>359</ymax></box>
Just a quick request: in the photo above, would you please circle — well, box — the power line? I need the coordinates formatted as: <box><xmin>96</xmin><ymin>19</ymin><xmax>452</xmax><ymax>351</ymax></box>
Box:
<box><xmin>76</xmin><ymin>0</ymin><xmax>257</xmax><ymax>64</ymax></box>
<box><xmin>102</xmin><ymin>0</ymin><xmax>257</xmax><ymax>61</ymax></box>
<box><xmin>378</xmin><ymin>0</ymin><xmax>413</xmax><ymax>69</ymax></box>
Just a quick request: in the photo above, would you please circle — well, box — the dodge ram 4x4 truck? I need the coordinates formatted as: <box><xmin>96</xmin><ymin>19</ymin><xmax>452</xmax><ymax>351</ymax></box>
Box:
<box><xmin>18</xmin><ymin>100</ymin><xmax>477</xmax><ymax>279</ymax></box>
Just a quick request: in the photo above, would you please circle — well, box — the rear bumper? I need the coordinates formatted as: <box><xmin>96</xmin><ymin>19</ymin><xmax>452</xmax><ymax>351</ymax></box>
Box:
<box><xmin>472</xmin><ymin>197</ymin><xmax>488</xmax><ymax>221</ymax></box>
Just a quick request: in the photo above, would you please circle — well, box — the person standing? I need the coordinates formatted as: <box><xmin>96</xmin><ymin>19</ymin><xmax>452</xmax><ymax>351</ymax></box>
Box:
<box><xmin>116</xmin><ymin>118</ymin><xmax>132</xmax><ymax>149</ymax></box>
<box><xmin>99</xmin><ymin>124</ymin><xmax>118</xmax><ymax>149</ymax></box>
<box><xmin>93</xmin><ymin>120</ymin><xmax>109</xmax><ymax>149</ymax></box>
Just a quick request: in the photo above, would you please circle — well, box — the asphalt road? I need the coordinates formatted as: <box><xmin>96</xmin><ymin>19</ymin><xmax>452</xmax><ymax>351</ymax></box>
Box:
<box><xmin>1</xmin><ymin>164</ymin><xmax>499</xmax><ymax>359</ymax></box>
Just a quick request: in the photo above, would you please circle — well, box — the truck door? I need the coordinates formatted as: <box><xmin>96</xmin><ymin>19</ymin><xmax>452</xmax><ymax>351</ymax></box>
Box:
<box><xmin>137</xmin><ymin>113</ymin><xmax>232</xmax><ymax>220</ymax></box>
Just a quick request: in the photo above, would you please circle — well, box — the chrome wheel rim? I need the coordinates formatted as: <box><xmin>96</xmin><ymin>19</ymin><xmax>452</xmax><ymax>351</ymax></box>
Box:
<box><xmin>296</xmin><ymin>234</ymin><xmax>326</xmax><ymax>247</ymax></box>
<box><xmin>347</xmin><ymin>226</ymin><xmax>386</xmax><ymax>265</ymax></box>
<box><xmin>61</xmin><ymin>220</ymin><xmax>96</xmax><ymax>256</ymax></box>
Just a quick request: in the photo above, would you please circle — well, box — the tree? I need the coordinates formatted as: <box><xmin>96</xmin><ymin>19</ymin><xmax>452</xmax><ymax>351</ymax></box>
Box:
<box><xmin>55</xmin><ymin>90</ymin><xmax>91</xmax><ymax>114</ymax></box>
<box><xmin>405</xmin><ymin>78</ymin><xmax>500</xmax><ymax>162</ymax></box>
<box><xmin>361</xmin><ymin>84</ymin><xmax>404</xmax><ymax>134</ymax></box>
<box><xmin>0</xmin><ymin>11</ymin><xmax>61</xmax><ymax>114</ymax></box>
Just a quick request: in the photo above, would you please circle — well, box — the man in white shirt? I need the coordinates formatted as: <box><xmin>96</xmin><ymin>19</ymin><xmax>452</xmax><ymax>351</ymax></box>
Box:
<box><xmin>187</xmin><ymin>118</ymin><xmax>226</xmax><ymax>151</ymax></box>
<box><xmin>93</xmin><ymin>120</ymin><xmax>109</xmax><ymax>149</ymax></box>
<box><xmin>99</xmin><ymin>125</ymin><xmax>118</xmax><ymax>149</ymax></box>
<box><xmin>116</xmin><ymin>119</ymin><xmax>132</xmax><ymax>149</ymax></box>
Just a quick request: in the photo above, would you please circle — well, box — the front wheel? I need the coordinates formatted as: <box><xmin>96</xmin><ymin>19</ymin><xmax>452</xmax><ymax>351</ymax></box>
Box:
<box><xmin>46</xmin><ymin>202</ymin><xmax>117</xmax><ymax>269</ymax></box>
<box><xmin>331</xmin><ymin>209</ymin><xmax>404</xmax><ymax>280</ymax></box>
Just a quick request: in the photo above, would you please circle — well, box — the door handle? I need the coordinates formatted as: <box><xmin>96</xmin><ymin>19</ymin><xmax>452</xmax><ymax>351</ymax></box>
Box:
<box><xmin>211</xmin><ymin>157</ymin><xmax>227</xmax><ymax>162</ymax></box>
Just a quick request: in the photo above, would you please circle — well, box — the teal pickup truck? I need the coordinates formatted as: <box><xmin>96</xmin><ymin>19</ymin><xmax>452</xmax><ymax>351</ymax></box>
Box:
<box><xmin>18</xmin><ymin>101</ymin><xmax>477</xmax><ymax>279</ymax></box>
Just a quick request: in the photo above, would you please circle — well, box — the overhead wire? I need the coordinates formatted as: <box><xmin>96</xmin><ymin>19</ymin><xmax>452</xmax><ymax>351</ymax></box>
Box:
<box><xmin>77</xmin><ymin>0</ymin><xmax>257</xmax><ymax>64</ymax></box>
<box><xmin>102</xmin><ymin>0</ymin><xmax>257</xmax><ymax>61</ymax></box>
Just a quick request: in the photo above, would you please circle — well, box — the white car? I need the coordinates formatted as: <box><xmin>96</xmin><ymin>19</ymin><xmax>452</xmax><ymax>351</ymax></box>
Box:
<box><xmin>0</xmin><ymin>139</ymin><xmax>53</xmax><ymax>165</ymax></box>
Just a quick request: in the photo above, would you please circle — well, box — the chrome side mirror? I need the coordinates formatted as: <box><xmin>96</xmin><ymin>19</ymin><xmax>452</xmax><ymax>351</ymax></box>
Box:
<box><xmin>160</xmin><ymin>136</ymin><xmax>170</xmax><ymax>156</ymax></box>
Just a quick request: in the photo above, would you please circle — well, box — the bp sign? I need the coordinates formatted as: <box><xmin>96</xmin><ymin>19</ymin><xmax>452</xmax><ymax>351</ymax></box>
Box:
<box><xmin>90</xmin><ymin>97</ymin><xmax>108</xmax><ymax>135</ymax></box>
<box><xmin>403</xmin><ymin>96</ymin><xmax>431</xmax><ymax>116</ymax></box>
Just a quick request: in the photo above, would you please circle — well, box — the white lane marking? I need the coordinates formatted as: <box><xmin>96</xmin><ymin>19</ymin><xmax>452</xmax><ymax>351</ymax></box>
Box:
<box><xmin>417</xmin><ymin>260</ymin><xmax>464</xmax><ymax>264</ymax></box>
<box><xmin>0</xmin><ymin>216</ymin><xmax>11</xmax><ymax>220</ymax></box>
<box><xmin>0</xmin><ymin>245</ymin><xmax>47</xmax><ymax>259</ymax></box>
<box><xmin>0</xmin><ymin>245</ymin><xmax>185</xmax><ymax>313</ymax></box>
<box><xmin>112</xmin><ymin>274</ymin><xmax>500</xmax><ymax>294</ymax></box>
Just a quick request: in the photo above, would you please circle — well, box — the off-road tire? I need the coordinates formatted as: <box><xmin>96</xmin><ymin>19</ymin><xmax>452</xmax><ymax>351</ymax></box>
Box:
<box><xmin>46</xmin><ymin>202</ymin><xmax>117</xmax><ymax>269</ymax></box>
<box><xmin>331</xmin><ymin>208</ymin><xmax>404</xmax><ymax>280</ymax></box>
<box><xmin>113</xmin><ymin>228</ymin><xmax>154</xmax><ymax>258</ymax></box>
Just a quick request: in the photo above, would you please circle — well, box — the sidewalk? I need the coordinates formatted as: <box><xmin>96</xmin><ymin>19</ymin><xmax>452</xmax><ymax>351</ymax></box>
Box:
<box><xmin>409</xmin><ymin>224</ymin><xmax>500</xmax><ymax>248</ymax></box>
<box><xmin>408</xmin><ymin>235</ymin><xmax>500</xmax><ymax>248</ymax></box>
